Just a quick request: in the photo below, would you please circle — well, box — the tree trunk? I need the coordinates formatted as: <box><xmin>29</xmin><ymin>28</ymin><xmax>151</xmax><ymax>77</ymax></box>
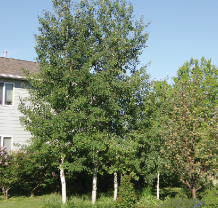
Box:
<box><xmin>30</xmin><ymin>183</ymin><xmax>39</xmax><ymax>197</ymax></box>
<box><xmin>191</xmin><ymin>187</ymin><xmax>196</xmax><ymax>199</ymax></box>
<box><xmin>114</xmin><ymin>172</ymin><xmax>118</xmax><ymax>201</ymax></box>
<box><xmin>92</xmin><ymin>167</ymin><xmax>97</xmax><ymax>204</ymax></box>
<box><xmin>187</xmin><ymin>180</ymin><xmax>198</xmax><ymax>199</ymax></box>
<box><xmin>2</xmin><ymin>187</ymin><xmax>9</xmax><ymax>200</ymax></box>
<box><xmin>30</xmin><ymin>191</ymin><xmax>34</xmax><ymax>198</ymax></box>
<box><xmin>60</xmin><ymin>156</ymin><xmax>66</xmax><ymax>204</ymax></box>
<box><xmin>157</xmin><ymin>172</ymin><xmax>160</xmax><ymax>200</ymax></box>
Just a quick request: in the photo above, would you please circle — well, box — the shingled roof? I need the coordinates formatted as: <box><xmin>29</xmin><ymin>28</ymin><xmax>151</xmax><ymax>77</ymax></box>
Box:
<box><xmin>0</xmin><ymin>57</ymin><xmax>40</xmax><ymax>79</ymax></box>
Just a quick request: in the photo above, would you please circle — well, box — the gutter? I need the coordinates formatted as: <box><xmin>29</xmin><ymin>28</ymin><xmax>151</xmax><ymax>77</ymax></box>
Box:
<box><xmin>0</xmin><ymin>73</ymin><xmax>27</xmax><ymax>80</ymax></box>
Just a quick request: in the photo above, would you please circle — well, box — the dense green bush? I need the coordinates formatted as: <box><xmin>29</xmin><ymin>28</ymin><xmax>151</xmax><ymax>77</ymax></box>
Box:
<box><xmin>201</xmin><ymin>187</ymin><xmax>218</xmax><ymax>207</ymax></box>
<box><xmin>0</xmin><ymin>147</ymin><xmax>20</xmax><ymax>200</ymax></box>
<box><xmin>115</xmin><ymin>175</ymin><xmax>137</xmax><ymax>208</ymax></box>
<box><xmin>136</xmin><ymin>186</ymin><xmax>162</xmax><ymax>208</ymax></box>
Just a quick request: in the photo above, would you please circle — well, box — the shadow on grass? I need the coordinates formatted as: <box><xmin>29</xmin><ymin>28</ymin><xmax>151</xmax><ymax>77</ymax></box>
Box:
<box><xmin>152</xmin><ymin>187</ymin><xmax>183</xmax><ymax>200</ymax></box>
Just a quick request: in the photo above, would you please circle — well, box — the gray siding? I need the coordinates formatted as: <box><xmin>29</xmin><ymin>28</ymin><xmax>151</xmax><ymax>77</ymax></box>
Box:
<box><xmin>0</xmin><ymin>78</ymin><xmax>32</xmax><ymax>150</ymax></box>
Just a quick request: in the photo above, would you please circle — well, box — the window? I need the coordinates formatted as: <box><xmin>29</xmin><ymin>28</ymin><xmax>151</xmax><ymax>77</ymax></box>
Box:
<box><xmin>0</xmin><ymin>83</ymin><xmax>3</xmax><ymax>104</ymax></box>
<box><xmin>0</xmin><ymin>82</ymin><xmax>14</xmax><ymax>105</ymax></box>
<box><xmin>0</xmin><ymin>136</ymin><xmax>12</xmax><ymax>153</ymax></box>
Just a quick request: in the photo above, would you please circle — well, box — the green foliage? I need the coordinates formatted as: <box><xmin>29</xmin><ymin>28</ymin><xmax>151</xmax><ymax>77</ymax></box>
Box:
<box><xmin>201</xmin><ymin>187</ymin><xmax>218</xmax><ymax>207</ymax></box>
<box><xmin>115</xmin><ymin>175</ymin><xmax>137</xmax><ymax>208</ymax></box>
<box><xmin>40</xmin><ymin>194</ymin><xmax>114</xmax><ymax>208</ymax></box>
<box><xmin>161</xmin><ymin>58</ymin><xmax>218</xmax><ymax>198</ymax></box>
<box><xmin>174</xmin><ymin>189</ymin><xmax>189</xmax><ymax>199</ymax></box>
<box><xmin>16</xmin><ymin>148</ymin><xmax>59</xmax><ymax>197</ymax></box>
<box><xmin>0</xmin><ymin>147</ymin><xmax>19</xmax><ymax>199</ymax></box>
<box><xmin>174</xmin><ymin>57</ymin><xmax>218</xmax><ymax>111</ymax></box>
<box><xmin>136</xmin><ymin>186</ymin><xmax>162</xmax><ymax>208</ymax></box>
<box><xmin>136</xmin><ymin>80</ymin><xmax>173</xmax><ymax>184</ymax></box>
<box><xmin>141</xmin><ymin>186</ymin><xmax>153</xmax><ymax>198</ymax></box>
<box><xmin>19</xmin><ymin>0</ymin><xmax>150</xmax><ymax>184</ymax></box>
<box><xmin>41</xmin><ymin>194</ymin><xmax>62</xmax><ymax>208</ymax></box>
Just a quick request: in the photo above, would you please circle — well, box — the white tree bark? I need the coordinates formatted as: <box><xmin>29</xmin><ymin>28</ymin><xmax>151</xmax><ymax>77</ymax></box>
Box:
<box><xmin>114</xmin><ymin>172</ymin><xmax>118</xmax><ymax>201</ymax></box>
<box><xmin>60</xmin><ymin>156</ymin><xmax>66</xmax><ymax>204</ymax></box>
<box><xmin>157</xmin><ymin>172</ymin><xmax>160</xmax><ymax>200</ymax></box>
<box><xmin>92</xmin><ymin>167</ymin><xmax>97</xmax><ymax>204</ymax></box>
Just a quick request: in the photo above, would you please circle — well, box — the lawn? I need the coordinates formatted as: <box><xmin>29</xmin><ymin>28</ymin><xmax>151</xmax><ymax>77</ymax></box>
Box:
<box><xmin>0</xmin><ymin>195</ymin><xmax>44</xmax><ymax>208</ymax></box>
<box><xmin>0</xmin><ymin>187</ymin><xmax>206</xmax><ymax>208</ymax></box>
<box><xmin>0</xmin><ymin>188</ymin><xmax>182</xmax><ymax>208</ymax></box>
<box><xmin>0</xmin><ymin>193</ymin><xmax>115</xmax><ymax>208</ymax></box>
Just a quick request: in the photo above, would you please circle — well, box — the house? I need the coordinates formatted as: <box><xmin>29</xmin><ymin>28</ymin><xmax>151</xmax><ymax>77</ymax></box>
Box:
<box><xmin>0</xmin><ymin>55</ymin><xmax>40</xmax><ymax>152</ymax></box>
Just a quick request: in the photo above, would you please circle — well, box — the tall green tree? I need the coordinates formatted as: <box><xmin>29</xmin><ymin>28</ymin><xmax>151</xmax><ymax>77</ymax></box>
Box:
<box><xmin>133</xmin><ymin>79</ymin><xmax>174</xmax><ymax>198</ymax></box>
<box><xmin>142</xmin><ymin>80</ymin><xmax>173</xmax><ymax>195</ymax></box>
<box><xmin>19</xmin><ymin>0</ymin><xmax>149</xmax><ymax>204</ymax></box>
<box><xmin>175</xmin><ymin>57</ymin><xmax>218</xmax><ymax>110</ymax></box>
<box><xmin>161</xmin><ymin>58</ymin><xmax>218</xmax><ymax>199</ymax></box>
<box><xmin>102</xmin><ymin>69</ymin><xmax>151</xmax><ymax>201</ymax></box>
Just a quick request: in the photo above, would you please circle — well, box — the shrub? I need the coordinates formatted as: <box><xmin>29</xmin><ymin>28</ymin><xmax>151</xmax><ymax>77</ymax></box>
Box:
<box><xmin>115</xmin><ymin>175</ymin><xmax>137</xmax><ymax>208</ymax></box>
<box><xmin>0</xmin><ymin>148</ymin><xmax>20</xmax><ymax>200</ymax></box>
<box><xmin>201</xmin><ymin>187</ymin><xmax>218</xmax><ymax>207</ymax></box>
<box><xmin>136</xmin><ymin>186</ymin><xmax>163</xmax><ymax>208</ymax></box>
<box><xmin>141</xmin><ymin>186</ymin><xmax>153</xmax><ymax>199</ymax></box>
<box><xmin>41</xmin><ymin>194</ymin><xmax>62</xmax><ymax>208</ymax></box>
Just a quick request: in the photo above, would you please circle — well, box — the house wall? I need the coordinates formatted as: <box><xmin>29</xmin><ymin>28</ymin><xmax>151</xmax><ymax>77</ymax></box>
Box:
<box><xmin>0</xmin><ymin>78</ymin><xmax>32</xmax><ymax>150</ymax></box>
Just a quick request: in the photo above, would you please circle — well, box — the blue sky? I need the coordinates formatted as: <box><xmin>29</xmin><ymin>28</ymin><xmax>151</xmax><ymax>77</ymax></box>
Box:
<box><xmin>1</xmin><ymin>0</ymin><xmax>218</xmax><ymax>81</ymax></box>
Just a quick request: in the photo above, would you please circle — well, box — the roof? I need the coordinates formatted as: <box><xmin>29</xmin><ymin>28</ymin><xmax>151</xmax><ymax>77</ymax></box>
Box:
<box><xmin>0</xmin><ymin>57</ymin><xmax>40</xmax><ymax>80</ymax></box>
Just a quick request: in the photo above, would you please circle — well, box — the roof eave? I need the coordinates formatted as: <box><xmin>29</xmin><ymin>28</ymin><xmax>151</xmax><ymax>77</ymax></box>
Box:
<box><xmin>0</xmin><ymin>73</ymin><xmax>27</xmax><ymax>80</ymax></box>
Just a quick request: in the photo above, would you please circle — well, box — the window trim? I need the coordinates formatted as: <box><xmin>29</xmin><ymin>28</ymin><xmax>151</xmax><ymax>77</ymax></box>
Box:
<box><xmin>0</xmin><ymin>82</ymin><xmax>15</xmax><ymax>106</ymax></box>
<box><xmin>0</xmin><ymin>136</ymin><xmax>13</xmax><ymax>153</ymax></box>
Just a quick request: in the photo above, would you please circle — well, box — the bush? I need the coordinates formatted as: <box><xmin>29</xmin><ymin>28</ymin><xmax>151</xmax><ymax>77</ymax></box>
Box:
<box><xmin>0</xmin><ymin>148</ymin><xmax>20</xmax><ymax>200</ymax></box>
<box><xmin>115</xmin><ymin>175</ymin><xmax>137</xmax><ymax>208</ymax></box>
<box><xmin>41</xmin><ymin>194</ymin><xmax>62</xmax><ymax>208</ymax></box>
<box><xmin>136</xmin><ymin>186</ymin><xmax>163</xmax><ymax>208</ymax></box>
<box><xmin>201</xmin><ymin>187</ymin><xmax>218</xmax><ymax>207</ymax></box>
<box><xmin>141</xmin><ymin>186</ymin><xmax>153</xmax><ymax>199</ymax></box>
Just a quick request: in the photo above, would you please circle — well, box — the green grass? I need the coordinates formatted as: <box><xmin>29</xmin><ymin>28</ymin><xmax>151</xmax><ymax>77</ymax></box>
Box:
<box><xmin>0</xmin><ymin>187</ymin><xmax>197</xmax><ymax>208</ymax></box>
<box><xmin>135</xmin><ymin>187</ymin><xmax>185</xmax><ymax>208</ymax></box>
<box><xmin>159</xmin><ymin>187</ymin><xmax>184</xmax><ymax>199</ymax></box>
<box><xmin>0</xmin><ymin>193</ymin><xmax>115</xmax><ymax>208</ymax></box>
<box><xmin>0</xmin><ymin>195</ymin><xmax>45</xmax><ymax>208</ymax></box>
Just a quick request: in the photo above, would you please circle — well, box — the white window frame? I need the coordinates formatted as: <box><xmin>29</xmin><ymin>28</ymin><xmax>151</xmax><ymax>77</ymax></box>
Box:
<box><xmin>0</xmin><ymin>136</ymin><xmax>13</xmax><ymax>153</ymax></box>
<box><xmin>0</xmin><ymin>82</ymin><xmax>15</xmax><ymax>106</ymax></box>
